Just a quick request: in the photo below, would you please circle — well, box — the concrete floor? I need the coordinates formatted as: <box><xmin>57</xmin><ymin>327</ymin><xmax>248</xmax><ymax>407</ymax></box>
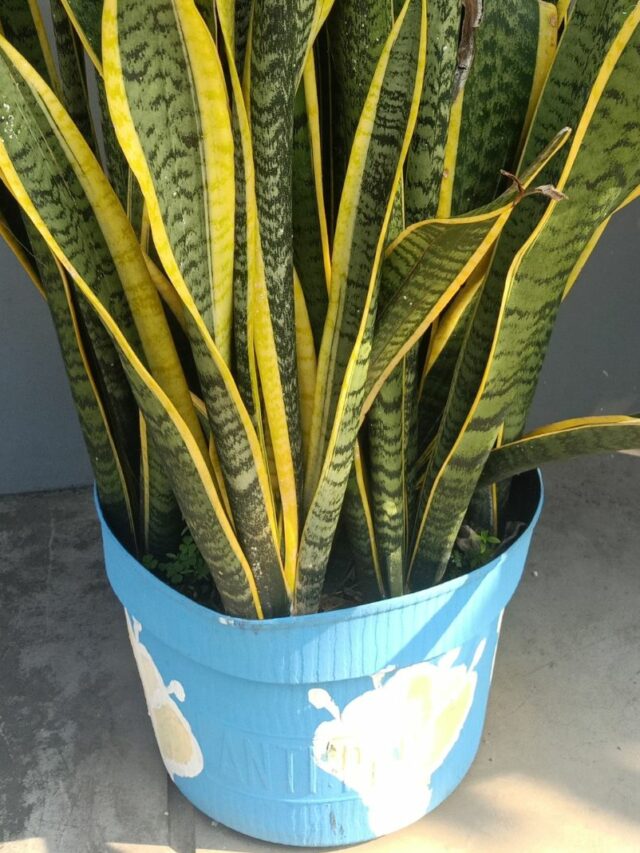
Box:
<box><xmin>1</xmin><ymin>454</ymin><xmax>639</xmax><ymax>853</ymax></box>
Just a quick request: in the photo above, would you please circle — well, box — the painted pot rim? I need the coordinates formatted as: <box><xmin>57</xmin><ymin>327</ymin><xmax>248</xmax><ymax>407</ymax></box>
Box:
<box><xmin>96</xmin><ymin>468</ymin><xmax>542</xmax><ymax>635</ymax></box>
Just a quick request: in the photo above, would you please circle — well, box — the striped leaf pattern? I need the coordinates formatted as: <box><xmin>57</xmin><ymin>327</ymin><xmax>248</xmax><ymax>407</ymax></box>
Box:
<box><xmin>326</xmin><ymin>0</ymin><xmax>404</xmax><ymax>598</ymax></box>
<box><xmin>0</xmin><ymin>34</ymin><xmax>206</xmax><ymax>541</ymax></box>
<box><xmin>411</xmin><ymin>12</ymin><xmax>640</xmax><ymax>588</ymax></box>
<box><xmin>74</xmin><ymin>276</ymin><xmax>285</xmax><ymax>618</ymax></box>
<box><xmin>31</xmin><ymin>233</ymin><xmax>138</xmax><ymax>552</ymax></box>
<box><xmin>0</xmin><ymin>42</ymin><xmax>144</xmax><ymax>451</ymax></box>
<box><xmin>368</xmin><ymin>358</ymin><xmax>410</xmax><ymax>597</ymax></box>
<box><xmin>450</xmin><ymin>0</ymin><xmax>541</xmax><ymax>214</ymax></box>
<box><xmin>250</xmin><ymin>0</ymin><xmax>320</xmax><ymax>500</ymax></box>
<box><xmin>480</xmin><ymin>416</ymin><xmax>640</xmax><ymax>486</ymax></box>
<box><xmin>106</xmin><ymin>0</ymin><xmax>235</xmax><ymax>365</ymax></box>
<box><xmin>292</xmin><ymin>73</ymin><xmax>329</xmax><ymax>349</ymax></box>
<box><xmin>342</xmin><ymin>447</ymin><xmax>385</xmax><ymax>602</ymax></box>
<box><xmin>50</xmin><ymin>0</ymin><xmax>96</xmax><ymax>149</ymax></box>
<box><xmin>296</xmin><ymin>0</ymin><xmax>427</xmax><ymax>614</ymax></box>
<box><xmin>405</xmin><ymin>0</ymin><xmax>461</xmax><ymax>223</ymax></box>
<box><xmin>417</xmin><ymin>279</ymin><xmax>481</xmax><ymax>455</ymax></box>
<box><xmin>105</xmin><ymin>0</ymin><xmax>290</xmax><ymax>602</ymax></box>
<box><xmin>443</xmin><ymin>0</ymin><xmax>640</xmax><ymax>462</ymax></box>
<box><xmin>0</xmin><ymin>0</ymin><xmax>58</xmax><ymax>87</ymax></box>
<box><xmin>140</xmin><ymin>420</ymin><xmax>184</xmax><ymax>558</ymax></box>
<box><xmin>327</xmin><ymin>0</ymin><xmax>394</xmax><ymax>209</ymax></box>
<box><xmin>364</xmin><ymin>215</ymin><xmax>506</xmax><ymax>417</ymax></box>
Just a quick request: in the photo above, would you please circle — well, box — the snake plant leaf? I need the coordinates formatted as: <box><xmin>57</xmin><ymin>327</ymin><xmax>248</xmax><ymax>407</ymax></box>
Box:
<box><xmin>106</xmin><ymin>0</ymin><xmax>290</xmax><ymax>598</ymax></box>
<box><xmin>363</xmin><ymin>126</ymin><xmax>571</xmax><ymax>417</ymax></box>
<box><xmin>327</xmin><ymin>0</ymin><xmax>394</xmax><ymax>207</ymax></box>
<box><xmin>368</xmin><ymin>357</ymin><xmax>418</xmax><ymax>597</ymax></box>
<box><xmin>292</xmin><ymin>69</ymin><xmax>329</xmax><ymax>349</ymax></box>
<box><xmin>405</xmin><ymin>0</ymin><xmax>461</xmax><ymax>223</ymax></box>
<box><xmin>215</xmin><ymin>1</ymin><xmax>302</xmax><ymax>591</ymax></box>
<box><xmin>96</xmin><ymin>80</ymin><xmax>143</xmax><ymax>235</ymax></box>
<box><xmin>296</xmin><ymin>0</ymin><xmax>427</xmax><ymax>614</ymax></box>
<box><xmin>75</xmin><ymin>272</ymin><xmax>287</xmax><ymax>619</ymax></box>
<box><xmin>0</xmin><ymin>34</ymin><xmax>207</xmax><ymax>459</ymax></box>
<box><xmin>292</xmin><ymin>56</ymin><xmax>332</xmax><ymax>349</ymax></box>
<box><xmin>139</xmin><ymin>416</ymin><xmax>184</xmax><ymax>557</ymax></box>
<box><xmin>306</xmin><ymin>0</ymin><xmax>428</xmax><ymax>501</ymax></box>
<box><xmin>449</xmin><ymin>0</ymin><xmax>543</xmax><ymax>215</ymax></box>
<box><xmin>430</xmin><ymin>0</ymin><xmax>639</xmax><ymax>486</ymax></box>
<box><xmin>479</xmin><ymin>416</ymin><xmax>640</xmax><ymax>486</ymax></box>
<box><xmin>328</xmin><ymin>0</ymin><xmax>411</xmax><ymax>599</ymax></box>
<box><xmin>497</xmin><ymin>0</ymin><xmax>640</xmax><ymax>441</ymax></box>
<box><xmin>143</xmin><ymin>253</ymin><xmax>187</xmax><ymax>332</ymax></box>
<box><xmin>0</xmin><ymin>51</ymin><xmax>139</xmax><ymax>453</ymax></box>
<box><xmin>32</xmin><ymin>235</ymin><xmax>139</xmax><ymax>552</ymax></box>
<box><xmin>229</xmin><ymin>117</ymin><xmax>255</xmax><ymax>417</ymax></box>
<box><xmin>417</xmin><ymin>275</ymin><xmax>482</xmax><ymax>456</ymax></box>
<box><xmin>0</xmin><ymin>0</ymin><xmax>59</xmax><ymax>88</ymax></box>
<box><xmin>194</xmin><ymin>0</ymin><xmax>217</xmax><ymax>36</ymax></box>
<box><xmin>411</xmin><ymin>12</ymin><xmax>640</xmax><ymax>589</ymax></box>
<box><xmin>359</xmin><ymin>178</ymin><xmax>548</xmax><ymax>419</ymax></box>
<box><xmin>212</xmin><ymin>2</ymin><xmax>260</xmax><ymax>421</ymax></box>
<box><xmin>250</xmin><ymin>0</ymin><xmax>324</xmax><ymax>500</ymax></box>
<box><xmin>188</xmin><ymin>393</ymin><xmax>235</xmax><ymax>521</ymax></box>
<box><xmin>234</xmin><ymin>0</ymin><xmax>252</xmax><ymax>71</ymax></box>
<box><xmin>342</xmin><ymin>446</ymin><xmax>386</xmax><ymax>602</ymax></box>
<box><xmin>104</xmin><ymin>0</ymin><xmax>235</xmax><ymax>366</ymax></box>
<box><xmin>50</xmin><ymin>0</ymin><xmax>96</xmax><ymax>148</ymax></box>
<box><xmin>58</xmin><ymin>0</ymin><xmax>103</xmax><ymax>70</ymax></box>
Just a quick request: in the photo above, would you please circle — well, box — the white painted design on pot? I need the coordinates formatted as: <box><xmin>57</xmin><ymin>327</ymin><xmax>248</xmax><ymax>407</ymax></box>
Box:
<box><xmin>125</xmin><ymin>610</ymin><xmax>204</xmax><ymax>780</ymax></box>
<box><xmin>309</xmin><ymin>640</ymin><xmax>486</xmax><ymax>835</ymax></box>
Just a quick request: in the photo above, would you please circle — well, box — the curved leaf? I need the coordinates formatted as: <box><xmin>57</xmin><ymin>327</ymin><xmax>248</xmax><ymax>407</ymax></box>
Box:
<box><xmin>364</xmin><ymin>126</ymin><xmax>571</xmax><ymax>418</ymax></box>
<box><xmin>78</xmin><ymin>274</ymin><xmax>284</xmax><ymax>618</ymax></box>
<box><xmin>0</xmin><ymin>35</ymin><xmax>205</xmax><ymax>459</ymax></box>
<box><xmin>479</xmin><ymin>415</ymin><xmax>640</xmax><ymax>486</ymax></box>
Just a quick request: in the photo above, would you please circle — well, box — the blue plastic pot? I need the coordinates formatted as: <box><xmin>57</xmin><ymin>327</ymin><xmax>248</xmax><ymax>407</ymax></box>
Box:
<box><xmin>98</xmin><ymin>470</ymin><xmax>543</xmax><ymax>847</ymax></box>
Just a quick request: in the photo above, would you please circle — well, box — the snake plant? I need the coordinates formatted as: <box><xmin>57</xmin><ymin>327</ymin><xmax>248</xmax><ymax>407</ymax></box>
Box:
<box><xmin>1</xmin><ymin>0</ymin><xmax>639</xmax><ymax>618</ymax></box>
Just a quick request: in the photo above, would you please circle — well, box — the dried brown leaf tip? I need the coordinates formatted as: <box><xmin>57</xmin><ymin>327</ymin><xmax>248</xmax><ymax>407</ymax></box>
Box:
<box><xmin>532</xmin><ymin>184</ymin><xmax>569</xmax><ymax>201</ymax></box>
<box><xmin>501</xmin><ymin>170</ymin><xmax>568</xmax><ymax>204</ymax></box>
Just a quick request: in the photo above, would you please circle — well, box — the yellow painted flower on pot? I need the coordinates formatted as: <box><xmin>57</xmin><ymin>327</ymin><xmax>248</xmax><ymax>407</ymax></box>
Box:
<box><xmin>309</xmin><ymin>639</ymin><xmax>486</xmax><ymax>834</ymax></box>
<box><xmin>125</xmin><ymin>612</ymin><xmax>203</xmax><ymax>780</ymax></box>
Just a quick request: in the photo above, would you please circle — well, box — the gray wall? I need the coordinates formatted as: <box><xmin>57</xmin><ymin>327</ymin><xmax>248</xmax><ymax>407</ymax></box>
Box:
<box><xmin>1</xmin><ymin>203</ymin><xmax>639</xmax><ymax>495</ymax></box>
